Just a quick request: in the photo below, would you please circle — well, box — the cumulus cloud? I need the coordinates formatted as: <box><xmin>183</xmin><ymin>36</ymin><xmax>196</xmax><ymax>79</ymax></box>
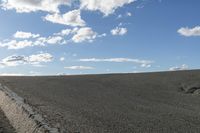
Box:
<box><xmin>54</xmin><ymin>29</ymin><xmax>72</xmax><ymax>36</ymax></box>
<box><xmin>0</xmin><ymin>53</ymin><xmax>53</xmax><ymax>67</ymax></box>
<box><xmin>46</xmin><ymin>36</ymin><xmax>62</xmax><ymax>44</ymax></box>
<box><xmin>44</xmin><ymin>10</ymin><xmax>86</xmax><ymax>27</ymax></box>
<box><xmin>80</xmin><ymin>58</ymin><xmax>153</xmax><ymax>67</ymax></box>
<box><xmin>0</xmin><ymin>37</ymin><xmax>60</xmax><ymax>49</ymax></box>
<box><xmin>0</xmin><ymin>55</ymin><xmax>27</xmax><ymax>67</ymax></box>
<box><xmin>178</xmin><ymin>26</ymin><xmax>200</xmax><ymax>37</ymax></box>
<box><xmin>72</xmin><ymin>27</ymin><xmax>97</xmax><ymax>43</ymax></box>
<box><xmin>169</xmin><ymin>64</ymin><xmax>189</xmax><ymax>71</ymax></box>
<box><xmin>54</xmin><ymin>28</ymin><xmax>80</xmax><ymax>37</ymax></box>
<box><xmin>1</xmin><ymin>0</ymin><xmax>135</xmax><ymax>16</ymax></box>
<box><xmin>80</xmin><ymin>0</ymin><xmax>135</xmax><ymax>16</ymax></box>
<box><xmin>34</xmin><ymin>37</ymin><xmax>47</xmax><ymax>46</ymax></box>
<box><xmin>14</xmin><ymin>31</ymin><xmax>40</xmax><ymax>39</ymax></box>
<box><xmin>1</xmin><ymin>0</ymin><xmax>70</xmax><ymax>13</ymax></box>
<box><xmin>0</xmin><ymin>26</ymin><xmax>104</xmax><ymax>50</ymax></box>
<box><xmin>28</xmin><ymin>53</ymin><xmax>53</xmax><ymax>64</ymax></box>
<box><xmin>0</xmin><ymin>34</ymin><xmax>65</xmax><ymax>50</ymax></box>
<box><xmin>34</xmin><ymin>36</ymin><xmax>63</xmax><ymax>45</ymax></box>
<box><xmin>64</xmin><ymin>66</ymin><xmax>94</xmax><ymax>70</ymax></box>
<box><xmin>111</xmin><ymin>27</ymin><xmax>127</xmax><ymax>36</ymax></box>
<box><xmin>10</xmin><ymin>40</ymin><xmax>33</xmax><ymax>49</ymax></box>
<box><xmin>0</xmin><ymin>40</ymin><xmax>33</xmax><ymax>49</ymax></box>
<box><xmin>54</xmin><ymin>27</ymin><xmax>104</xmax><ymax>43</ymax></box>
<box><xmin>44</xmin><ymin>27</ymin><xmax>99</xmax><ymax>44</ymax></box>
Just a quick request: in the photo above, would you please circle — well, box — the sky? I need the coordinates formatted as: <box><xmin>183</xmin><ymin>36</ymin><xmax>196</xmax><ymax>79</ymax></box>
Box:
<box><xmin>0</xmin><ymin>0</ymin><xmax>200</xmax><ymax>76</ymax></box>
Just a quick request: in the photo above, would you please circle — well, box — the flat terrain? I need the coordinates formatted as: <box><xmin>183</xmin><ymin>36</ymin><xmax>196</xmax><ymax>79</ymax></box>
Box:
<box><xmin>1</xmin><ymin>70</ymin><xmax>200</xmax><ymax>132</ymax></box>
<box><xmin>0</xmin><ymin>109</ymin><xmax>16</xmax><ymax>133</ymax></box>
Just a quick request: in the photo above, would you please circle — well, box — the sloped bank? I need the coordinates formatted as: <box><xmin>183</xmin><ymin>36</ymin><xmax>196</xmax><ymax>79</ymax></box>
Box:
<box><xmin>0</xmin><ymin>83</ymin><xmax>59</xmax><ymax>133</ymax></box>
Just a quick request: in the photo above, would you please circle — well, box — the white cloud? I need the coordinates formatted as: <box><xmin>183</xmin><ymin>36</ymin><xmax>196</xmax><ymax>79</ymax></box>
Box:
<box><xmin>0</xmin><ymin>55</ymin><xmax>26</xmax><ymax>67</ymax></box>
<box><xmin>0</xmin><ymin>73</ymin><xmax>24</xmax><ymax>76</ymax></box>
<box><xmin>55</xmin><ymin>27</ymin><xmax>103</xmax><ymax>43</ymax></box>
<box><xmin>111</xmin><ymin>27</ymin><xmax>127</xmax><ymax>36</ymax></box>
<box><xmin>46</xmin><ymin>36</ymin><xmax>62</xmax><ymax>44</ymax></box>
<box><xmin>72</xmin><ymin>27</ymin><xmax>97</xmax><ymax>43</ymax></box>
<box><xmin>1</xmin><ymin>0</ymin><xmax>70</xmax><ymax>13</ymax></box>
<box><xmin>1</xmin><ymin>0</ymin><xmax>135</xmax><ymax>16</ymax></box>
<box><xmin>80</xmin><ymin>58</ymin><xmax>153</xmax><ymax>67</ymax></box>
<box><xmin>0</xmin><ymin>40</ymin><xmax>33</xmax><ymax>49</ymax></box>
<box><xmin>0</xmin><ymin>40</ymin><xmax>16</xmax><ymax>48</ymax></box>
<box><xmin>141</xmin><ymin>64</ymin><xmax>151</xmax><ymax>68</ymax></box>
<box><xmin>0</xmin><ymin>53</ymin><xmax>53</xmax><ymax>67</ymax></box>
<box><xmin>169</xmin><ymin>64</ymin><xmax>189</xmax><ymax>71</ymax></box>
<box><xmin>34</xmin><ymin>37</ymin><xmax>47</xmax><ymax>46</ymax></box>
<box><xmin>34</xmin><ymin>36</ymin><xmax>63</xmax><ymax>45</ymax></box>
<box><xmin>98</xmin><ymin>33</ymin><xmax>107</xmax><ymax>38</ymax></box>
<box><xmin>60</xmin><ymin>57</ymin><xmax>65</xmax><ymax>61</ymax></box>
<box><xmin>54</xmin><ymin>27</ymin><xmax>103</xmax><ymax>43</ymax></box>
<box><xmin>117</xmin><ymin>14</ymin><xmax>122</xmax><ymax>19</ymax></box>
<box><xmin>80</xmin><ymin>0</ymin><xmax>135</xmax><ymax>16</ymax></box>
<box><xmin>10</xmin><ymin>40</ymin><xmax>33</xmax><ymax>49</ymax></box>
<box><xmin>117</xmin><ymin>12</ymin><xmax>132</xmax><ymax>19</ymax></box>
<box><xmin>14</xmin><ymin>31</ymin><xmax>40</xmax><ymax>39</ymax></box>
<box><xmin>44</xmin><ymin>10</ymin><xmax>86</xmax><ymax>27</ymax></box>
<box><xmin>0</xmin><ymin>35</ymin><xmax>63</xmax><ymax>50</ymax></box>
<box><xmin>28</xmin><ymin>53</ymin><xmax>53</xmax><ymax>64</ymax></box>
<box><xmin>178</xmin><ymin>26</ymin><xmax>200</xmax><ymax>37</ymax></box>
<box><xmin>54</xmin><ymin>29</ymin><xmax>72</xmax><ymax>36</ymax></box>
<box><xmin>0</xmin><ymin>26</ymin><xmax>104</xmax><ymax>50</ymax></box>
<box><xmin>126</xmin><ymin>12</ymin><xmax>132</xmax><ymax>16</ymax></box>
<box><xmin>64</xmin><ymin>66</ymin><xmax>94</xmax><ymax>70</ymax></box>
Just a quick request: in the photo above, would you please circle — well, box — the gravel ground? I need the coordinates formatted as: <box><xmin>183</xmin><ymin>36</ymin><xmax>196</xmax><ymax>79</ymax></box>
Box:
<box><xmin>0</xmin><ymin>109</ymin><xmax>16</xmax><ymax>133</ymax></box>
<box><xmin>0</xmin><ymin>70</ymin><xmax>200</xmax><ymax>133</ymax></box>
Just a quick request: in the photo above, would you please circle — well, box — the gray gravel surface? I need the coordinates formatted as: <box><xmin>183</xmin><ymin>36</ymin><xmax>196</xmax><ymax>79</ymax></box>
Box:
<box><xmin>0</xmin><ymin>70</ymin><xmax>200</xmax><ymax>133</ymax></box>
<box><xmin>0</xmin><ymin>109</ymin><xmax>16</xmax><ymax>133</ymax></box>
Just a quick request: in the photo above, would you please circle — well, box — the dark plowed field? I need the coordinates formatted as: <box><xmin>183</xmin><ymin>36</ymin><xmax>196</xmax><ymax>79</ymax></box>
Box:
<box><xmin>1</xmin><ymin>70</ymin><xmax>200</xmax><ymax>133</ymax></box>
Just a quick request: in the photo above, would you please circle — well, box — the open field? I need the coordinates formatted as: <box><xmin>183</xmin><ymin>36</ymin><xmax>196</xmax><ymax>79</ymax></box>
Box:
<box><xmin>1</xmin><ymin>70</ymin><xmax>200</xmax><ymax>132</ymax></box>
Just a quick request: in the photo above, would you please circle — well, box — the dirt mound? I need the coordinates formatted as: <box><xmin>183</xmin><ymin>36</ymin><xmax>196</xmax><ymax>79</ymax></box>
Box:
<box><xmin>179</xmin><ymin>83</ymin><xmax>200</xmax><ymax>94</ymax></box>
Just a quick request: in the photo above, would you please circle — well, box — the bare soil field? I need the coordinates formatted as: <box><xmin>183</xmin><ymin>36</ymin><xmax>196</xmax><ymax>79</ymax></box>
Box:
<box><xmin>0</xmin><ymin>70</ymin><xmax>200</xmax><ymax>132</ymax></box>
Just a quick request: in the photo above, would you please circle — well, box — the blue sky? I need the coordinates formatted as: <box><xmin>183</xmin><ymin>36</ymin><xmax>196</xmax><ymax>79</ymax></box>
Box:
<box><xmin>0</xmin><ymin>0</ymin><xmax>200</xmax><ymax>76</ymax></box>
